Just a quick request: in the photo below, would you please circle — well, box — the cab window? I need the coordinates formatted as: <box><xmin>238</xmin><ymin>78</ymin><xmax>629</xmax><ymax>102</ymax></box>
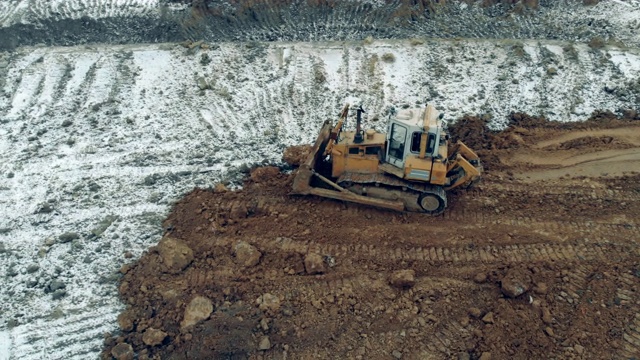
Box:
<box><xmin>410</xmin><ymin>132</ymin><xmax>421</xmax><ymax>153</ymax></box>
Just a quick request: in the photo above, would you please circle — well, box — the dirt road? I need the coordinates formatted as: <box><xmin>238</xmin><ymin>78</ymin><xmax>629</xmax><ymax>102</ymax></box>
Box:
<box><xmin>103</xmin><ymin>114</ymin><xmax>640</xmax><ymax>360</ymax></box>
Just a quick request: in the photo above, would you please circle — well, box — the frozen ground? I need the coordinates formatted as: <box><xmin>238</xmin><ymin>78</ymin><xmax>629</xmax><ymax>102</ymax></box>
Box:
<box><xmin>0</xmin><ymin>38</ymin><xmax>639</xmax><ymax>359</ymax></box>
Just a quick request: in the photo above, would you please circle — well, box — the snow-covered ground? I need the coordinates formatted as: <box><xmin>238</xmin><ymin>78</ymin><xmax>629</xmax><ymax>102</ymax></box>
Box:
<box><xmin>1</xmin><ymin>1</ymin><xmax>640</xmax><ymax>50</ymax></box>
<box><xmin>0</xmin><ymin>38</ymin><xmax>639</xmax><ymax>359</ymax></box>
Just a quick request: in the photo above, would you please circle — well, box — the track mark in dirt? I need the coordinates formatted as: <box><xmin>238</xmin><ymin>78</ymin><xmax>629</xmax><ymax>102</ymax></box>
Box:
<box><xmin>534</xmin><ymin>127</ymin><xmax>640</xmax><ymax>148</ymax></box>
<box><xmin>618</xmin><ymin>312</ymin><xmax>640</xmax><ymax>359</ymax></box>
<box><xmin>615</xmin><ymin>271</ymin><xmax>640</xmax><ymax>359</ymax></box>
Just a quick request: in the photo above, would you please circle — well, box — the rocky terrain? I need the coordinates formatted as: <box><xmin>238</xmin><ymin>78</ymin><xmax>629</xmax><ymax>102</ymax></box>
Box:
<box><xmin>103</xmin><ymin>114</ymin><xmax>640</xmax><ymax>359</ymax></box>
<box><xmin>0</xmin><ymin>1</ymin><xmax>639</xmax><ymax>359</ymax></box>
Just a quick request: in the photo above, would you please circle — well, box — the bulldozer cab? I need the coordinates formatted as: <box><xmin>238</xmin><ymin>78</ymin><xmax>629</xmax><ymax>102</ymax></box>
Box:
<box><xmin>386</xmin><ymin>108</ymin><xmax>443</xmax><ymax>169</ymax></box>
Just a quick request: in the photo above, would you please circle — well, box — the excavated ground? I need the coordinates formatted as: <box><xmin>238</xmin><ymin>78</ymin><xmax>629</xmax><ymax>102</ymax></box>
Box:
<box><xmin>103</xmin><ymin>113</ymin><xmax>640</xmax><ymax>360</ymax></box>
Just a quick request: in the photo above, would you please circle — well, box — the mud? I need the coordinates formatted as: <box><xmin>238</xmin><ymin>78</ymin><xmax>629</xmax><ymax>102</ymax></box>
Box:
<box><xmin>103</xmin><ymin>114</ymin><xmax>640</xmax><ymax>360</ymax></box>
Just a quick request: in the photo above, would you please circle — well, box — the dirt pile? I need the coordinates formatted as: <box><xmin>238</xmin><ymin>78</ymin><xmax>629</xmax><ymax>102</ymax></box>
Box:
<box><xmin>448</xmin><ymin>111</ymin><xmax>640</xmax><ymax>171</ymax></box>
<box><xmin>103</xmin><ymin>118</ymin><xmax>640</xmax><ymax>360</ymax></box>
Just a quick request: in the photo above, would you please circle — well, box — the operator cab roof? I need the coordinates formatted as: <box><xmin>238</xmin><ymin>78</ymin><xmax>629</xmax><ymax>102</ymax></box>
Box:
<box><xmin>394</xmin><ymin>109</ymin><xmax>424</xmax><ymax>128</ymax></box>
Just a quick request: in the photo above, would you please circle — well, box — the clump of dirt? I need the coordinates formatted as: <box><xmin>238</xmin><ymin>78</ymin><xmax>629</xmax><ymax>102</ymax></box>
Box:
<box><xmin>103</xmin><ymin>119</ymin><xmax>640</xmax><ymax>360</ymax></box>
<box><xmin>282</xmin><ymin>144</ymin><xmax>312</xmax><ymax>166</ymax></box>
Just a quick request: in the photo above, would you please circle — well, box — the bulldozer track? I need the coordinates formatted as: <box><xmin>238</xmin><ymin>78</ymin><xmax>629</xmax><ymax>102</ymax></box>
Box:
<box><xmin>617</xmin><ymin>311</ymin><xmax>640</xmax><ymax>359</ymax></box>
<box><xmin>471</xmin><ymin>183</ymin><xmax>640</xmax><ymax>201</ymax></box>
<box><xmin>615</xmin><ymin>272</ymin><xmax>640</xmax><ymax>359</ymax></box>
<box><xmin>224</xmin><ymin>196</ymin><xmax>640</xmax><ymax>238</ymax></box>
<box><xmin>557</xmin><ymin>265</ymin><xmax>591</xmax><ymax>305</ymax></box>
<box><xmin>264</xmin><ymin>237</ymin><xmax>636</xmax><ymax>266</ymax></box>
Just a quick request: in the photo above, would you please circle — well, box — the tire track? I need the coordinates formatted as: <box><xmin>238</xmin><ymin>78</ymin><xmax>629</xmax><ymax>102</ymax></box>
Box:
<box><xmin>6</xmin><ymin>59</ymin><xmax>46</xmax><ymax>120</ymax></box>
<box><xmin>9</xmin><ymin>306</ymin><xmax>119</xmax><ymax>360</ymax></box>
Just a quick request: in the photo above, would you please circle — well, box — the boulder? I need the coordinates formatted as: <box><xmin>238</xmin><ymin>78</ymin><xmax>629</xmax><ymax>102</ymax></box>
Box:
<box><xmin>258</xmin><ymin>293</ymin><xmax>281</xmax><ymax>314</ymax></box>
<box><xmin>181</xmin><ymin>296</ymin><xmax>213</xmax><ymax>329</ymax></box>
<box><xmin>500</xmin><ymin>268</ymin><xmax>532</xmax><ymax>298</ymax></box>
<box><xmin>389</xmin><ymin>270</ymin><xmax>416</xmax><ymax>289</ymax></box>
<box><xmin>157</xmin><ymin>237</ymin><xmax>194</xmax><ymax>274</ymax></box>
<box><xmin>304</xmin><ymin>253</ymin><xmax>326</xmax><ymax>275</ymax></box>
<box><xmin>258</xmin><ymin>336</ymin><xmax>271</xmax><ymax>350</ymax></box>
<box><xmin>142</xmin><ymin>328</ymin><xmax>167</xmax><ymax>346</ymax></box>
<box><xmin>111</xmin><ymin>343</ymin><xmax>134</xmax><ymax>360</ymax></box>
<box><xmin>233</xmin><ymin>241</ymin><xmax>262</xmax><ymax>267</ymax></box>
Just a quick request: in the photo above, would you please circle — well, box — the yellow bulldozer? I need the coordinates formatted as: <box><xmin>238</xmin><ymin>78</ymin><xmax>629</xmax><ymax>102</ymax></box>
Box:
<box><xmin>291</xmin><ymin>104</ymin><xmax>482</xmax><ymax>215</ymax></box>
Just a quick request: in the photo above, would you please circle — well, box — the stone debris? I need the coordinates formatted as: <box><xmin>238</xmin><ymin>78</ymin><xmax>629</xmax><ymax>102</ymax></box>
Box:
<box><xmin>181</xmin><ymin>296</ymin><xmax>213</xmax><ymax>329</ymax></box>
<box><xmin>500</xmin><ymin>268</ymin><xmax>532</xmax><ymax>298</ymax></box>
<box><xmin>233</xmin><ymin>241</ymin><xmax>262</xmax><ymax>267</ymax></box>
<box><xmin>389</xmin><ymin>269</ymin><xmax>416</xmax><ymax>289</ymax></box>
<box><xmin>304</xmin><ymin>253</ymin><xmax>326</xmax><ymax>275</ymax></box>
<box><xmin>142</xmin><ymin>328</ymin><xmax>167</xmax><ymax>346</ymax></box>
<box><xmin>157</xmin><ymin>237</ymin><xmax>194</xmax><ymax>274</ymax></box>
<box><xmin>111</xmin><ymin>343</ymin><xmax>134</xmax><ymax>360</ymax></box>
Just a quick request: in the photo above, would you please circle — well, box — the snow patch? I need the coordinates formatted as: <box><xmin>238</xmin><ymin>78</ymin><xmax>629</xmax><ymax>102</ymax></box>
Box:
<box><xmin>0</xmin><ymin>331</ymin><xmax>10</xmax><ymax>360</ymax></box>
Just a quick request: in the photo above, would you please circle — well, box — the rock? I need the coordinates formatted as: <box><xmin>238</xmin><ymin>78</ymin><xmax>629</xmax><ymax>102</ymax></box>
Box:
<box><xmin>392</xmin><ymin>350</ymin><xmax>403</xmax><ymax>359</ymax></box>
<box><xmin>197</xmin><ymin>77</ymin><xmax>209</xmax><ymax>90</ymax></box>
<box><xmin>46</xmin><ymin>280</ymin><xmax>66</xmax><ymax>292</ymax></box>
<box><xmin>544</xmin><ymin>326</ymin><xmax>555</xmax><ymax>337</ymax></box>
<box><xmin>258</xmin><ymin>336</ymin><xmax>271</xmax><ymax>350</ymax></box>
<box><xmin>260</xmin><ymin>318</ymin><xmax>270</xmax><ymax>331</ymax></box>
<box><xmin>233</xmin><ymin>241</ymin><xmax>262</xmax><ymax>267</ymax></box>
<box><xmin>111</xmin><ymin>343</ymin><xmax>134</xmax><ymax>360</ymax></box>
<box><xmin>181</xmin><ymin>296</ymin><xmax>213</xmax><ymax>329</ymax></box>
<box><xmin>479</xmin><ymin>352</ymin><xmax>491</xmax><ymax>360</ymax></box>
<box><xmin>473</xmin><ymin>272</ymin><xmax>487</xmax><ymax>283</ymax></box>
<box><xmin>250</xmin><ymin>166</ymin><xmax>280</xmax><ymax>183</ymax></box>
<box><xmin>500</xmin><ymin>268</ymin><xmax>532</xmax><ymax>298</ymax></box>
<box><xmin>26</xmin><ymin>264</ymin><xmax>40</xmax><ymax>273</ymax></box>
<box><xmin>157</xmin><ymin>237</ymin><xmax>194</xmax><ymax>274</ymax></box>
<box><xmin>117</xmin><ymin>311</ymin><xmax>134</xmax><ymax>332</ymax></box>
<box><xmin>534</xmin><ymin>282</ymin><xmax>548</xmax><ymax>295</ymax></box>
<box><xmin>282</xmin><ymin>145</ymin><xmax>312</xmax><ymax>166</ymax></box>
<box><xmin>58</xmin><ymin>232</ymin><xmax>79</xmax><ymax>243</ymax></box>
<box><xmin>229</xmin><ymin>202</ymin><xmax>248</xmax><ymax>220</ymax></box>
<box><xmin>61</xmin><ymin>119</ymin><xmax>73</xmax><ymax>127</ymax></box>
<box><xmin>258</xmin><ymin>293</ymin><xmax>281</xmax><ymax>314</ymax></box>
<box><xmin>458</xmin><ymin>352</ymin><xmax>471</xmax><ymax>360</ymax></box>
<box><xmin>574</xmin><ymin>344</ymin><xmax>584</xmax><ymax>354</ymax></box>
<box><xmin>468</xmin><ymin>307</ymin><xmax>483</xmax><ymax>318</ymax></box>
<box><xmin>389</xmin><ymin>270</ymin><xmax>416</xmax><ymax>289</ymax></box>
<box><xmin>481</xmin><ymin>312</ymin><xmax>494</xmax><ymax>324</ymax></box>
<box><xmin>213</xmin><ymin>183</ymin><xmax>228</xmax><ymax>193</ymax></box>
<box><xmin>541</xmin><ymin>307</ymin><xmax>553</xmax><ymax>325</ymax></box>
<box><xmin>51</xmin><ymin>289</ymin><xmax>67</xmax><ymax>300</ymax></box>
<box><xmin>142</xmin><ymin>328</ymin><xmax>167</xmax><ymax>346</ymax></box>
<box><xmin>37</xmin><ymin>203</ymin><xmax>54</xmax><ymax>213</ymax></box>
<box><xmin>304</xmin><ymin>253</ymin><xmax>326</xmax><ymax>275</ymax></box>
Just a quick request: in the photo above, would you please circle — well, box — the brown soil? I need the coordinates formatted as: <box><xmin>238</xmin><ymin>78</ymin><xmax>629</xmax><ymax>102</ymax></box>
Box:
<box><xmin>103</xmin><ymin>113</ymin><xmax>640</xmax><ymax>360</ymax></box>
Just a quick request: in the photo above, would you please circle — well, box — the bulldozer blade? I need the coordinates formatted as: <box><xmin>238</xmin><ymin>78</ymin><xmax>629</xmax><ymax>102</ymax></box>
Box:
<box><xmin>292</xmin><ymin>120</ymin><xmax>332</xmax><ymax>195</ymax></box>
<box><xmin>291</xmin><ymin>119</ymin><xmax>406</xmax><ymax>212</ymax></box>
